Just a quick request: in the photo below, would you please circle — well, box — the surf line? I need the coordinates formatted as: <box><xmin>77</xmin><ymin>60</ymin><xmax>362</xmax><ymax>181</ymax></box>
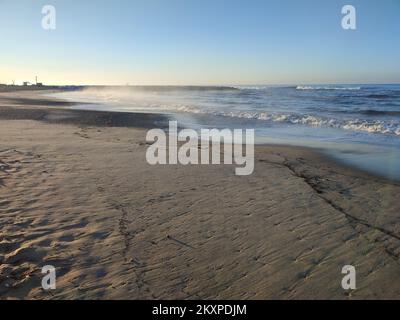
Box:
<box><xmin>145</xmin><ymin>121</ymin><xmax>254</xmax><ymax>176</ymax></box>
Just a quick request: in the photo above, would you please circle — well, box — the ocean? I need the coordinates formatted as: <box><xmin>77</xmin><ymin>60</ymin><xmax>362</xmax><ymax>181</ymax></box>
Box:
<box><xmin>48</xmin><ymin>84</ymin><xmax>400</xmax><ymax>180</ymax></box>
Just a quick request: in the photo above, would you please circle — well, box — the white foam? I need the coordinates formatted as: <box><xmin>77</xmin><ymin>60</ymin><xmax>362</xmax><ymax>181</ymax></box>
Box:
<box><xmin>296</xmin><ymin>85</ymin><xmax>362</xmax><ymax>91</ymax></box>
<box><xmin>202</xmin><ymin>110</ymin><xmax>400</xmax><ymax>136</ymax></box>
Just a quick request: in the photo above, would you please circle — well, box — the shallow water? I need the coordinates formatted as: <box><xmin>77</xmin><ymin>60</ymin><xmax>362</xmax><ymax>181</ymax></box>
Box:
<box><xmin>48</xmin><ymin>84</ymin><xmax>400</xmax><ymax>180</ymax></box>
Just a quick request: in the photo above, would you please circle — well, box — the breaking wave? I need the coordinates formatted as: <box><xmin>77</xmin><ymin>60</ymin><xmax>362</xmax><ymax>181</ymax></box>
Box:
<box><xmin>182</xmin><ymin>107</ymin><xmax>400</xmax><ymax>136</ymax></box>
<box><xmin>296</xmin><ymin>85</ymin><xmax>362</xmax><ymax>91</ymax></box>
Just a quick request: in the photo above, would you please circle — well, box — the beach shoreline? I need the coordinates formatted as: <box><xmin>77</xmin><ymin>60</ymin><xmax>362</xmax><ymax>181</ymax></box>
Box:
<box><xmin>1</xmin><ymin>89</ymin><xmax>400</xmax><ymax>299</ymax></box>
<box><xmin>1</xmin><ymin>89</ymin><xmax>397</xmax><ymax>183</ymax></box>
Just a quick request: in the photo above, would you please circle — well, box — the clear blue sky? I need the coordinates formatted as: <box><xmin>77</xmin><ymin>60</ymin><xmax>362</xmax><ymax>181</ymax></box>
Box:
<box><xmin>1</xmin><ymin>0</ymin><xmax>399</xmax><ymax>85</ymax></box>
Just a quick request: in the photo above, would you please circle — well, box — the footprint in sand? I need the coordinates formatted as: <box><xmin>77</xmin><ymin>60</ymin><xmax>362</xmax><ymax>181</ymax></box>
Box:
<box><xmin>5</xmin><ymin>246</ymin><xmax>44</xmax><ymax>264</ymax></box>
<box><xmin>58</xmin><ymin>234</ymin><xmax>75</xmax><ymax>242</ymax></box>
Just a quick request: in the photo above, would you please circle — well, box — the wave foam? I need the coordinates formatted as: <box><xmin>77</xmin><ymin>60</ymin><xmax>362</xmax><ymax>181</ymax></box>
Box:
<box><xmin>296</xmin><ymin>85</ymin><xmax>362</xmax><ymax>91</ymax></box>
<box><xmin>189</xmin><ymin>108</ymin><xmax>400</xmax><ymax>136</ymax></box>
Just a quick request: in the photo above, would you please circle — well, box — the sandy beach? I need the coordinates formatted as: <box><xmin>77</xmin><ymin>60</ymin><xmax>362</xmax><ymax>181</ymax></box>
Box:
<box><xmin>1</xmin><ymin>90</ymin><xmax>400</xmax><ymax>300</ymax></box>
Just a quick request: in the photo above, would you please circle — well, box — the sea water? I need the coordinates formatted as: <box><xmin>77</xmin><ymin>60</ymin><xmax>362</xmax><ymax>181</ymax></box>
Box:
<box><xmin>48</xmin><ymin>84</ymin><xmax>400</xmax><ymax>180</ymax></box>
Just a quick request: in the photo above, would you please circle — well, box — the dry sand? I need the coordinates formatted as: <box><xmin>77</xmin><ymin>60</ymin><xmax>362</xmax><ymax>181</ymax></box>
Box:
<box><xmin>1</xmin><ymin>90</ymin><xmax>400</xmax><ymax>299</ymax></box>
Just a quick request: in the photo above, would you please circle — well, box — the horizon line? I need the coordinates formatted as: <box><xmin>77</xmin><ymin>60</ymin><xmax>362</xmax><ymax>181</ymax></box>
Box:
<box><xmin>2</xmin><ymin>82</ymin><xmax>400</xmax><ymax>87</ymax></box>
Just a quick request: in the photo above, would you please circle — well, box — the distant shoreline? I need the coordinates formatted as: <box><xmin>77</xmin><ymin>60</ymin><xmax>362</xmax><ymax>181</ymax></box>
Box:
<box><xmin>0</xmin><ymin>84</ymin><xmax>240</xmax><ymax>93</ymax></box>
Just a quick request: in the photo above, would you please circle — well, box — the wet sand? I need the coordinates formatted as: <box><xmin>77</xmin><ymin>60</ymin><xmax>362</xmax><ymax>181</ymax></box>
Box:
<box><xmin>1</xmin><ymin>90</ymin><xmax>400</xmax><ymax>299</ymax></box>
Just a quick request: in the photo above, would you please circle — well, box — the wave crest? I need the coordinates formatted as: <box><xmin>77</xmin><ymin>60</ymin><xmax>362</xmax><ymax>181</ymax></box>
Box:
<box><xmin>296</xmin><ymin>85</ymin><xmax>362</xmax><ymax>91</ymax></box>
<box><xmin>191</xmin><ymin>108</ymin><xmax>400</xmax><ymax>136</ymax></box>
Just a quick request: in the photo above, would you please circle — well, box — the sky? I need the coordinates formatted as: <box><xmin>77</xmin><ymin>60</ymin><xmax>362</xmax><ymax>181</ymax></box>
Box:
<box><xmin>1</xmin><ymin>0</ymin><xmax>399</xmax><ymax>85</ymax></box>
